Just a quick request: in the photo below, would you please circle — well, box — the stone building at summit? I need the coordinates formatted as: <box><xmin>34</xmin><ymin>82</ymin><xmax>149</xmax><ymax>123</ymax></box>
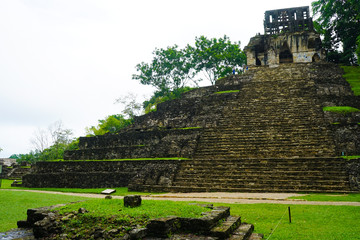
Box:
<box><xmin>245</xmin><ymin>6</ymin><xmax>325</xmax><ymax>67</ymax></box>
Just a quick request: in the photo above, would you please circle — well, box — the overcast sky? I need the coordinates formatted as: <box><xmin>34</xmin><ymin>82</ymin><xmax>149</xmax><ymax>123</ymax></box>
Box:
<box><xmin>0</xmin><ymin>0</ymin><xmax>315</xmax><ymax>158</ymax></box>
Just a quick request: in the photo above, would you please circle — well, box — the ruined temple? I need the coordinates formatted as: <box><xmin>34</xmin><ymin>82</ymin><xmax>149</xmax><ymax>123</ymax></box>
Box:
<box><xmin>23</xmin><ymin>7</ymin><xmax>360</xmax><ymax>193</ymax></box>
<box><xmin>245</xmin><ymin>6</ymin><xmax>325</xmax><ymax>67</ymax></box>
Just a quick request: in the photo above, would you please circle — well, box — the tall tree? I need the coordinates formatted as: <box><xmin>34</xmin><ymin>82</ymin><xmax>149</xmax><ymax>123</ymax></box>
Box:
<box><xmin>312</xmin><ymin>0</ymin><xmax>360</xmax><ymax>64</ymax></box>
<box><xmin>132</xmin><ymin>45</ymin><xmax>197</xmax><ymax>95</ymax></box>
<box><xmin>191</xmin><ymin>35</ymin><xmax>246</xmax><ymax>85</ymax></box>
<box><xmin>133</xmin><ymin>36</ymin><xmax>246</xmax><ymax>94</ymax></box>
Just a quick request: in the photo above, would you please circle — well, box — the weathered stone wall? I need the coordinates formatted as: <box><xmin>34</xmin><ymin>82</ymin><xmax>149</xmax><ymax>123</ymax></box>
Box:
<box><xmin>22</xmin><ymin>160</ymin><xmax>182</xmax><ymax>188</ymax></box>
<box><xmin>310</xmin><ymin>63</ymin><xmax>360</xmax><ymax>156</ymax></box>
<box><xmin>131</xmin><ymin>88</ymin><xmax>242</xmax><ymax>130</ymax></box>
<box><xmin>65</xmin><ymin>128</ymin><xmax>201</xmax><ymax>160</ymax></box>
<box><xmin>245</xmin><ymin>32</ymin><xmax>325</xmax><ymax>67</ymax></box>
<box><xmin>347</xmin><ymin>159</ymin><xmax>360</xmax><ymax>191</ymax></box>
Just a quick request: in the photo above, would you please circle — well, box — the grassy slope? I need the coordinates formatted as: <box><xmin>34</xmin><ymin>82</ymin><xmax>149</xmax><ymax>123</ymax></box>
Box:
<box><xmin>342</xmin><ymin>66</ymin><xmax>360</xmax><ymax>96</ymax></box>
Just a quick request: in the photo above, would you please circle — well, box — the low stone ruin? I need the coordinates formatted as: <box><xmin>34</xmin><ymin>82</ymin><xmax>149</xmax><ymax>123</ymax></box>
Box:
<box><xmin>17</xmin><ymin>203</ymin><xmax>263</xmax><ymax>239</ymax></box>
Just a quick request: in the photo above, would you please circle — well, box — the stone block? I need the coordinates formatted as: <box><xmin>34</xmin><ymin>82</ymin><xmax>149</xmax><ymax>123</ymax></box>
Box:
<box><xmin>124</xmin><ymin>195</ymin><xmax>142</xmax><ymax>208</ymax></box>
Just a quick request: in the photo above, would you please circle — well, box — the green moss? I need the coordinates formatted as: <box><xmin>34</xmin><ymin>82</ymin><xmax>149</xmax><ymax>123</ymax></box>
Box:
<box><xmin>175</xmin><ymin>127</ymin><xmax>202</xmax><ymax>130</ymax></box>
<box><xmin>341</xmin><ymin>66</ymin><xmax>360</xmax><ymax>96</ymax></box>
<box><xmin>341</xmin><ymin>155</ymin><xmax>360</xmax><ymax>160</ymax></box>
<box><xmin>323</xmin><ymin>106</ymin><xmax>360</xmax><ymax>114</ymax></box>
<box><xmin>331</xmin><ymin>122</ymin><xmax>341</xmax><ymax>125</ymax></box>
<box><xmin>46</xmin><ymin>158</ymin><xmax>189</xmax><ymax>162</ymax></box>
<box><xmin>215</xmin><ymin>90</ymin><xmax>240</xmax><ymax>94</ymax></box>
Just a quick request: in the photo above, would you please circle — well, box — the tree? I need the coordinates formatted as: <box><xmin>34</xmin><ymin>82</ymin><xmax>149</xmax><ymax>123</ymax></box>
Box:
<box><xmin>312</xmin><ymin>0</ymin><xmax>360</xmax><ymax>65</ymax></box>
<box><xmin>191</xmin><ymin>35</ymin><xmax>246</xmax><ymax>84</ymax></box>
<box><xmin>31</xmin><ymin>121</ymin><xmax>73</xmax><ymax>152</ymax></box>
<box><xmin>115</xmin><ymin>93</ymin><xmax>143</xmax><ymax>119</ymax></box>
<box><xmin>0</xmin><ymin>147</ymin><xmax>2</xmax><ymax>152</ymax></box>
<box><xmin>133</xmin><ymin>36</ymin><xmax>246</xmax><ymax>93</ymax></box>
<box><xmin>132</xmin><ymin>45</ymin><xmax>197</xmax><ymax>95</ymax></box>
<box><xmin>356</xmin><ymin>35</ymin><xmax>360</xmax><ymax>61</ymax></box>
<box><xmin>86</xmin><ymin>114</ymin><xmax>132</xmax><ymax>136</ymax></box>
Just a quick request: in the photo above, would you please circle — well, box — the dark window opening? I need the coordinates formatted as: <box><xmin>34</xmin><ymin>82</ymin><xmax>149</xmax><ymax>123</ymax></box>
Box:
<box><xmin>312</xmin><ymin>53</ymin><xmax>320</xmax><ymax>62</ymax></box>
<box><xmin>279</xmin><ymin>42</ymin><xmax>293</xmax><ymax>64</ymax></box>
<box><xmin>256</xmin><ymin>57</ymin><xmax>262</xmax><ymax>66</ymax></box>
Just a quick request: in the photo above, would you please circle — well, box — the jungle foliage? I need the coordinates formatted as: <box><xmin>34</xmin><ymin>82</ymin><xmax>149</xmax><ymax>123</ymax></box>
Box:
<box><xmin>312</xmin><ymin>0</ymin><xmax>360</xmax><ymax>64</ymax></box>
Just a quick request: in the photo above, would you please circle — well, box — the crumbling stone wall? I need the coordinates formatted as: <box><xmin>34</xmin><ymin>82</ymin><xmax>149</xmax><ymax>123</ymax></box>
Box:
<box><xmin>22</xmin><ymin>160</ymin><xmax>183</xmax><ymax>188</ymax></box>
<box><xmin>347</xmin><ymin>159</ymin><xmax>360</xmax><ymax>191</ymax></box>
<box><xmin>245</xmin><ymin>32</ymin><xmax>325</xmax><ymax>67</ymax></box>
<box><xmin>65</xmin><ymin>128</ymin><xmax>201</xmax><ymax>160</ymax></box>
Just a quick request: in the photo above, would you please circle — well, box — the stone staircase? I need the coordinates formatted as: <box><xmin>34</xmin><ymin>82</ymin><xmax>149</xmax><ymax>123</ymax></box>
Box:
<box><xmin>138</xmin><ymin>157</ymin><xmax>351</xmax><ymax>193</ymax></box>
<box><xmin>144</xmin><ymin>206</ymin><xmax>263</xmax><ymax>240</ymax></box>
<box><xmin>194</xmin><ymin>64</ymin><xmax>337</xmax><ymax>160</ymax></box>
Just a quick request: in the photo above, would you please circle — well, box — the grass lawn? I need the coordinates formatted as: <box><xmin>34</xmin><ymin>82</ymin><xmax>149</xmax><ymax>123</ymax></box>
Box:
<box><xmin>342</xmin><ymin>66</ymin><xmax>360</xmax><ymax>96</ymax></box>
<box><xmin>0</xmin><ymin>190</ymin><xmax>90</xmax><ymax>232</ymax></box>
<box><xmin>0</xmin><ymin>179</ymin><xmax>163</xmax><ymax>196</ymax></box>
<box><xmin>217</xmin><ymin>203</ymin><xmax>360</xmax><ymax>240</ymax></box>
<box><xmin>288</xmin><ymin>193</ymin><xmax>360</xmax><ymax>202</ymax></box>
<box><xmin>1</xmin><ymin>190</ymin><xmax>360</xmax><ymax>239</ymax></box>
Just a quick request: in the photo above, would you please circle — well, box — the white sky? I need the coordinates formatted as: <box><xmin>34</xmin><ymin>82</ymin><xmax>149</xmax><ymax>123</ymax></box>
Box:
<box><xmin>0</xmin><ymin>0</ymin><xmax>314</xmax><ymax>158</ymax></box>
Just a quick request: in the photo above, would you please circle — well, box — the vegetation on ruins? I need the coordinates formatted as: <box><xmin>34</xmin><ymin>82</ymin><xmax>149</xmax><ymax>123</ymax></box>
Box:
<box><xmin>342</xmin><ymin>66</ymin><xmax>360</xmax><ymax>95</ymax></box>
<box><xmin>85</xmin><ymin>114</ymin><xmax>132</xmax><ymax>136</ymax></box>
<box><xmin>53</xmin><ymin>199</ymin><xmax>209</xmax><ymax>239</ymax></box>
<box><xmin>142</xmin><ymin>86</ymin><xmax>194</xmax><ymax>113</ymax></box>
<box><xmin>133</xmin><ymin>35</ymin><xmax>246</xmax><ymax>112</ymax></box>
<box><xmin>323</xmin><ymin>106</ymin><xmax>360</xmax><ymax>114</ymax></box>
<box><xmin>312</xmin><ymin>0</ymin><xmax>360</xmax><ymax>64</ymax></box>
<box><xmin>215</xmin><ymin>90</ymin><xmax>240</xmax><ymax>94</ymax></box>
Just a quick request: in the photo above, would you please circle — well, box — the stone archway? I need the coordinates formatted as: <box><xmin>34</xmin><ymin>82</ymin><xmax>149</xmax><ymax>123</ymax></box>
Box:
<box><xmin>312</xmin><ymin>53</ymin><xmax>320</xmax><ymax>62</ymax></box>
<box><xmin>279</xmin><ymin>42</ymin><xmax>293</xmax><ymax>64</ymax></box>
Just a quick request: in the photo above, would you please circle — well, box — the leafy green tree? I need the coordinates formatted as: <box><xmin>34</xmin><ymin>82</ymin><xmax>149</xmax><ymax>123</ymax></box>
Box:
<box><xmin>86</xmin><ymin>114</ymin><xmax>132</xmax><ymax>136</ymax></box>
<box><xmin>133</xmin><ymin>45</ymin><xmax>197</xmax><ymax>95</ymax></box>
<box><xmin>356</xmin><ymin>35</ymin><xmax>360</xmax><ymax>61</ymax></box>
<box><xmin>133</xmin><ymin>36</ymin><xmax>246</xmax><ymax>94</ymax></box>
<box><xmin>0</xmin><ymin>147</ymin><xmax>2</xmax><ymax>152</ymax></box>
<box><xmin>312</xmin><ymin>0</ymin><xmax>360</xmax><ymax>64</ymax></box>
<box><xmin>143</xmin><ymin>87</ymin><xmax>193</xmax><ymax>113</ymax></box>
<box><xmin>191</xmin><ymin>35</ymin><xmax>246</xmax><ymax>84</ymax></box>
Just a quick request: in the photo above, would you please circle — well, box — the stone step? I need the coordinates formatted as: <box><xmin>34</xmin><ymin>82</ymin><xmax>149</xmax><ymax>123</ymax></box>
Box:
<box><xmin>176</xmin><ymin>173</ymin><xmax>348</xmax><ymax>181</ymax></box>
<box><xmin>210</xmin><ymin>216</ymin><xmax>241</xmax><ymax>239</ymax></box>
<box><xmin>138</xmin><ymin>184</ymin><xmax>352</xmax><ymax>193</ymax></box>
<box><xmin>228</xmin><ymin>223</ymin><xmax>254</xmax><ymax>240</ymax></box>
<box><xmin>172</xmin><ymin>177</ymin><xmax>349</xmax><ymax>186</ymax></box>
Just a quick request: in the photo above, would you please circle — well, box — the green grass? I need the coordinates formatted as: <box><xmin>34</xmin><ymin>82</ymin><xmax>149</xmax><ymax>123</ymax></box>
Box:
<box><xmin>342</xmin><ymin>66</ymin><xmax>360</xmax><ymax>96</ymax></box>
<box><xmin>218</xmin><ymin>203</ymin><xmax>360</xmax><ymax>240</ymax></box>
<box><xmin>322</xmin><ymin>106</ymin><xmax>360</xmax><ymax>114</ymax></box>
<box><xmin>174</xmin><ymin>127</ymin><xmax>202</xmax><ymax>130</ymax></box>
<box><xmin>288</xmin><ymin>193</ymin><xmax>360</xmax><ymax>202</ymax></box>
<box><xmin>1</xmin><ymin>180</ymin><xmax>162</xmax><ymax>196</ymax></box>
<box><xmin>45</xmin><ymin>157</ymin><xmax>189</xmax><ymax>162</ymax></box>
<box><xmin>215</xmin><ymin>90</ymin><xmax>240</xmax><ymax>94</ymax></box>
<box><xmin>0</xmin><ymin>190</ymin><xmax>90</xmax><ymax>232</ymax></box>
<box><xmin>1</xmin><ymin>190</ymin><xmax>360</xmax><ymax>239</ymax></box>
<box><xmin>341</xmin><ymin>155</ymin><xmax>360</xmax><ymax>160</ymax></box>
<box><xmin>55</xmin><ymin>199</ymin><xmax>211</xmax><ymax>238</ymax></box>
